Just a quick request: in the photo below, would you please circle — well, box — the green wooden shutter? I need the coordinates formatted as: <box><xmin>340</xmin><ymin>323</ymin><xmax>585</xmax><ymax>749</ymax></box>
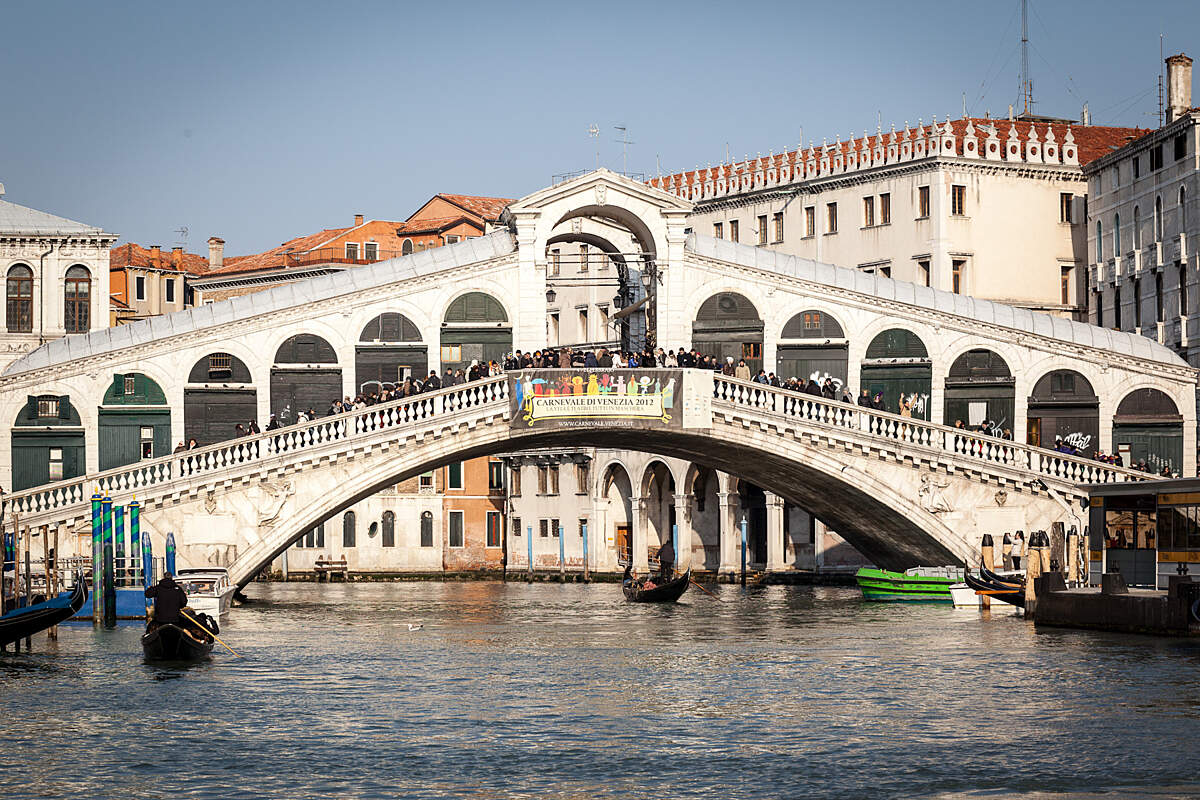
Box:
<box><xmin>59</xmin><ymin>396</ymin><xmax>72</xmax><ymax>420</ymax></box>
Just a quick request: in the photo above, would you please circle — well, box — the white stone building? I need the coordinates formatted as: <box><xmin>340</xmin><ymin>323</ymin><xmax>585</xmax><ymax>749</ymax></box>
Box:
<box><xmin>0</xmin><ymin>184</ymin><xmax>116</xmax><ymax>372</ymax></box>
<box><xmin>649</xmin><ymin>116</ymin><xmax>1147</xmax><ymax>319</ymax></box>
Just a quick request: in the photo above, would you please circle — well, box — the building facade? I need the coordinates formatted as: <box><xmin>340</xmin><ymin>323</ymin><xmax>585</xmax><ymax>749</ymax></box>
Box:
<box><xmin>650</xmin><ymin>117</ymin><xmax>1146</xmax><ymax>319</ymax></box>
<box><xmin>0</xmin><ymin>184</ymin><xmax>116</xmax><ymax>372</ymax></box>
<box><xmin>109</xmin><ymin>243</ymin><xmax>207</xmax><ymax>321</ymax></box>
<box><xmin>1084</xmin><ymin>53</ymin><xmax>1199</xmax><ymax>472</ymax></box>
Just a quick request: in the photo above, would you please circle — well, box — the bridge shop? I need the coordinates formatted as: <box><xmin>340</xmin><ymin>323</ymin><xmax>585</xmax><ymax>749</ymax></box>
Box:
<box><xmin>1087</xmin><ymin>478</ymin><xmax>1200</xmax><ymax>589</ymax></box>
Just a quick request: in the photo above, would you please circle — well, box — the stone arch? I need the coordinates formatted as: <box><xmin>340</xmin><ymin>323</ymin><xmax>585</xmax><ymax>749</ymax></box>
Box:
<box><xmin>777</xmin><ymin>307</ymin><xmax>849</xmax><ymax>386</ymax></box>
<box><xmin>691</xmin><ymin>291</ymin><xmax>765</xmax><ymax>372</ymax></box>
<box><xmin>441</xmin><ymin>290</ymin><xmax>512</xmax><ymax>374</ymax></box>
<box><xmin>355</xmin><ymin>312</ymin><xmax>427</xmax><ymax>392</ymax></box>
<box><xmin>943</xmin><ymin>348</ymin><xmax>1015</xmax><ymax>432</ymax></box>
<box><xmin>1113</xmin><ymin>387</ymin><xmax>1184</xmax><ymax>475</ymax></box>
<box><xmin>98</xmin><ymin>372</ymin><xmax>171</xmax><ymax>471</ymax></box>
<box><xmin>599</xmin><ymin>459</ymin><xmax>635</xmax><ymax>563</ymax></box>
<box><xmin>860</xmin><ymin>327</ymin><xmax>933</xmax><ymax>419</ymax></box>
<box><xmin>639</xmin><ymin>459</ymin><xmax>678</xmax><ymax>554</ymax></box>
<box><xmin>184</xmin><ymin>351</ymin><xmax>258</xmax><ymax>445</ymax></box>
<box><xmin>683</xmin><ymin>462</ymin><xmax>721</xmax><ymax>570</ymax></box>
<box><xmin>1026</xmin><ymin>367</ymin><xmax>1100</xmax><ymax>457</ymax></box>
<box><xmin>553</xmin><ymin>204</ymin><xmax>659</xmax><ymax>260</ymax></box>
<box><xmin>11</xmin><ymin>387</ymin><xmax>86</xmax><ymax>491</ymax></box>
<box><xmin>271</xmin><ymin>333</ymin><xmax>342</xmax><ymax>422</ymax></box>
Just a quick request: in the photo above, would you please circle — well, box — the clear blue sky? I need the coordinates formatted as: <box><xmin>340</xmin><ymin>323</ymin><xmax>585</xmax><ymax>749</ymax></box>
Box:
<box><xmin>1</xmin><ymin>0</ymin><xmax>1197</xmax><ymax>255</ymax></box>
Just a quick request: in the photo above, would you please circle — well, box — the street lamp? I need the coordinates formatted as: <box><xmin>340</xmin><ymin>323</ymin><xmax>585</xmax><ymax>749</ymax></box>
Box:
<box><xmin>545</xmin><ymin>287</ymin><xmax>557</xmax><ymax>304</ymax></box>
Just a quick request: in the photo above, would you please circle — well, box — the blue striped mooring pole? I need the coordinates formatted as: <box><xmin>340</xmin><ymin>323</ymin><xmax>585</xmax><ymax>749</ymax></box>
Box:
<box><xmin>114</xmin><ymin>505</ymin><xmax>125</xmax><ymax>586</ymax></box>
<box><xmin>165</xmin><ymin>532</ymin><xmax>176</xmax><ymax>576</ymax></box>
<box><xmin>740</xmin><ymin>515</ymin><xmax>748</xmax><ymax>587</ymax></box>
<box><xmin>129</xmin><ymin>499</ymin><xmax>141</xmax><ymax>585</ymax></box>
<box><xmin>90</xmin><ymin>492</ymin><xmax>102</xmax><ymax>624</ymax></box>
<box><xmin>101</xmin><ymin>495</ymin><xmax>116</xmax><ymax>627</ymax></box>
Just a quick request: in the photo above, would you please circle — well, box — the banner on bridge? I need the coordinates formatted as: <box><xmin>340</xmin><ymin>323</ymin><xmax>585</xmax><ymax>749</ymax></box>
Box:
<box><xmin>509</xmin><ymin>369</ymin><xmax>710</xmax><ymax>430</ymax></box>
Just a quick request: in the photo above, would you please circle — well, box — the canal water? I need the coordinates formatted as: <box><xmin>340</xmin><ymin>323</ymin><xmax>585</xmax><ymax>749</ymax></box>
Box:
<box><xmin>2</xmin><ymin>582</ymin><xmax>1198</xmax><ymax>799</ymax></box>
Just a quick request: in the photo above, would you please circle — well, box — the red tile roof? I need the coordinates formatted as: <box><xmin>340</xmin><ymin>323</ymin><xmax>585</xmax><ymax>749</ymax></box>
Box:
<box><xmin>204</xmin><ymin>227</ymin><xmax>352</xmax><ymax>276</ymax></box>
<box><xmin>109</xmin><ymin>243</ymin><xmax>210</xmax><ymax>275</ymax></box>
<box><xmin>396</xmin><ymin>214</ymin><xmax>480</xmax><ymax>235</ymax></box>
<box><xmin>434</xmin><ymin>194</ymin><xmax>513</xmax><ymax>221</ymax></box>
<box><xmin>647</xmin><ymin>118</ymin><xmax>1150</xmax><ymax>194</ymax></box>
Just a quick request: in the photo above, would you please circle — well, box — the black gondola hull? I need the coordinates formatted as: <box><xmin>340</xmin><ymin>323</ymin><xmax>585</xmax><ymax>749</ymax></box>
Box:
<box><xmin>0</xmin><ymin>580</ymin><xmax>88</xmax><ymax>648</ymax></box>
<box><xmin>141</xmin><ymin>623</ymin><xmax>214</xmax><ymax>661</ymax></box>
<box><xmin>622</xmin><ymin>569</ymin><xmax>691</xmax><ymax>603</ymax></box>
<box><xmin>964</xmin><ymin>569</ymin><xmax>1025</xmax><ymax>609</ymax></box>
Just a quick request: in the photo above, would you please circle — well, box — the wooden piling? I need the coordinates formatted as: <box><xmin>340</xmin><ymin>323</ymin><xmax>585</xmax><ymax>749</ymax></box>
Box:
<box><xmin>1024</xmin><ymin>531</ymin><xmax>1043</xmax><ymax>617</ymax></box>
<box><xmin>979</xmin><ymin>534</ymin><xmax>994</xmax><ymax>610</ymax></box>
<box><xmin>42</xmin><ymin>525</ymin><xmax>56</xmax><ymax>641</ymax></box>
<box><xmin>1039</xmin><ymin>530</ymin><xmax>1052</xmax><ymax>574</ymax></box>
<box><xmin>1016</xmin><ymin>530</ymin><xmax>1026</xmax><ymax>570</ymax></box>
<box><xmin>1066</xmin><ymin>526</ymin><xmax>1079</xmax><ymax>585</ymax></box>
<box><xmin>24</xmin><ymin>547</ymin><xmax>32</xmax><ymax>649</ymax></box>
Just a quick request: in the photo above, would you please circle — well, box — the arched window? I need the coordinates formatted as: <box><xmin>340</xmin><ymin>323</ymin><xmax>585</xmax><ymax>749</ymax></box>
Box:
<box><xmin>1133</xmin><ymin>206</ymin><xmax>1142</xmax><ymax>250</ymax></box>
<box><xmin>1154</xmin><ymin>195</ymin><xmax>1163</xmax><ymax>242</ymax></box>
<box><xmin>64</xmin><ymin>265</ymin><xmax>90</xmax><ymax>334</ymax></box>
<box><xmin>343</xmin><ymin>510</ymin><xmax>356</xmax><ymax>548</ymax></box>
<box><xmin>1096</xmin><ymin>220</ymin><xmax>1103</xmax><ymax>261</ymax></box>
<box><xmin>1181</xmin><ymin>186</ymin><xmax>1188</xmax><ymax>231</ymax></box>
<box><xmin>382</xmin><ymin>511</ymin><xmax>395</xmax><ymax>547</ymax></box>
<box><xmin>420</xmin><ymin>511</ymin><xmax>433</xmax><ymax>548</ymax></box>
<box><xmin>6</xmin><ymin>264</ymin><xmax>33</xmax><ymax>333</ymax></box>
<box><xmin>1113</xmin><ymin>213</ymin><xmax>1121</xmax><ymax>254</ymax></box>
<box><xmin>402</xmin><ymin>239</ymin><xmax>413</xmax><ymax>256</ymax></box>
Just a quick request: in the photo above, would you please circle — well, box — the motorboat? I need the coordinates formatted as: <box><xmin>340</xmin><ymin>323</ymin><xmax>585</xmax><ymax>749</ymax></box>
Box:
<box><xmin>175</xmin><ymin>568</ymin><xmax>236</xmax><ymax>617</ymax></box>
<box><xmin>854</xmin><ymin>566</ymin><xmax>964</xmax><ymax>602</ymax></box>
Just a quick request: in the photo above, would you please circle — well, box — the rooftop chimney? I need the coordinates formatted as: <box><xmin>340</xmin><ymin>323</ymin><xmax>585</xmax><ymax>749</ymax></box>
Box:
<box><xmin>1167</xmin><ymin>53</ymin><xmax>1193</xmax><ymax>124</ymax></box>
<box><xmin>170</xmin><ymin>246</ymin><xmax>183</xmax><ymax>267</ymax></box>
<box><xmin>354</xmin><ymin>214</ymin><xmax>364</xmax><ymax>227</ymax></box>
<box><xmin>149</xmin><ymin>245</ymin><xmax>161</xmax><ymax>266</ymax></box>
<box><xmin>208</xmin><ymin>236</ymin><xmax>224</xmax><ymax>270</ymax></box>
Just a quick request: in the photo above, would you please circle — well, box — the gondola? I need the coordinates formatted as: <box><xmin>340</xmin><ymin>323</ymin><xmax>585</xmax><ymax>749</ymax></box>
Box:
<box><xmin>141</xmin><ymin>612</ymin><xmax>218</xmax><ymax>661</ymax></box>
<box><xmin>622</xmin><ymin>566</ymin><xmax>691</xmax><ymax>603</ymax></box>
<box><xmin>963</xmin><ymin>568</ymin><xmax>1025</xmax><ymax>609</ymax></box>
<box><xmin>0</xmin><ymin>577</ymin><xmax>87</xmax><ymax>648</ymax></box>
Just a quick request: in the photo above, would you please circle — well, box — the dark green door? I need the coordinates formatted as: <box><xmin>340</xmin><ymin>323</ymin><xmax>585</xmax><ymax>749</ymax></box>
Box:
<box><xmin>12</xmin><ymin>431</ymin><xmax>85</xmax><ymax>490</ymax></box>
<box><xmin>98</xmin><ymin>409</ymin><xmax>171</xmax><ymax>470</ymax></box>
<box><xmin>859</xmin><ymin>364</ymin><xmax>932</xmax><ymax>420</ymax></box>
<box><xmin>1113</xmin><ymin>423</ymin><xmax>1184</xmax><ymax>475</ymax></box>
<box><xmin>440</xmin><ymin>329</ymin><xmax>512</xmax><ymax>374</ymax></box>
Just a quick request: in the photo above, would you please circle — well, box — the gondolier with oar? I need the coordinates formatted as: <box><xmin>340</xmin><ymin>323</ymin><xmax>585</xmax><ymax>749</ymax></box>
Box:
<box><xmin>145</xmin><ymin>573</ymin><xmax>187</xmax><ymax>625</ymax></box>
<box><xmin>656</xmin><ymin>539</ymin><xmax>675</xmax><ymax>582</ymax></box>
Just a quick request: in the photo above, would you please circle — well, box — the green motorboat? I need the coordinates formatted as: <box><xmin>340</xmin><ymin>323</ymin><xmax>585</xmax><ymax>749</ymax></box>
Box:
<box><xmin>854</xmin><ymin>566</ymin><xmax>964</xmax><ymax>602</ymax></box>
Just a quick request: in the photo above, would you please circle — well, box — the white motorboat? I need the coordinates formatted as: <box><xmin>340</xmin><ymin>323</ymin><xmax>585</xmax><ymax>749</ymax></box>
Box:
<box><xmin>176</xmin><ymin>568</ymin><xmax>236</xmax><ymax>617</ymax></box>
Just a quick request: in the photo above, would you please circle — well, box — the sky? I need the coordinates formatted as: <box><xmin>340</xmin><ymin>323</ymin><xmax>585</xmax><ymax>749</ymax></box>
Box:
<box><xmin>1</xmin><ymin>0</ymin><xmax>1198</xmax><ymax>256</ymax></box>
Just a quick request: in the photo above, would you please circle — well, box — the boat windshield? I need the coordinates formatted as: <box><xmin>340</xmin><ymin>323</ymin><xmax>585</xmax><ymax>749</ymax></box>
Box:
<box><xmin>183</xmin><ymin>580</ymin><xmax>215</xmax><ymax>594</ymax></box>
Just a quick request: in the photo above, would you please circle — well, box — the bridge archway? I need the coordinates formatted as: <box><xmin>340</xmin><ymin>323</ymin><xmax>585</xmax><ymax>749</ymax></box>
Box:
<box><xmin>356</xmin><ymin>312</ymin><xmax>426</xmax><ymax>393</ymax></box>
<box><xmin>98</xmin><ymin>373</ymin><xmax>170</xmax><ymax>470</ymax></box>
<box><xmin>861</xmin><ymin>329</ymin><xmax>932</xmax><ymax>419</ymax></box>
<box><xmin>600</xmin><ymin>460</ymin><xmax>634</xmax><ymax>563</ymax></box>
<box><xmin>271</xmin><ymin>333</ymin><xmax>341</xmax><ymax>421</ymax></box>
<box><xmin>777</xmin><ymin>309</ymin><xmax>848</xmax><ymax>385</ymax></box>
<box><xmin>640</xmin><ymin>460</ymin><xmax>676</xmax><ymax>556</ymax></box>
<box><xmin>693</xmin><ymin>292</ymin><xmax>764</xmax><ymax>373</ymax></box>
<box><xmin>1113</xmin><ymin>388</ymin><xmax>1183</xmax><ymax>474</ymax></box>
<box><xmin>683</xmin><ymin>463</ymin><xmax>720</xmax><ymax>570</ymax></box>
<box><xmin>440</xmin><ymin>292</ymin><xmax>510</xmax><ymax>375</ymax></box>
<box><xmin>12</xmin><ymin>393</ymin><xmax>84</xmax><ymax>491</ymax></box>
<box><xmin>184</xmin><ymin>352</ymin><xmax>257</xmax><ymax>445</ymax></box>
<box><xmin>1026</xmin><ymin>369</ymin><xmax>1099</xmax><ymax>457</ymax></box>
<box><xmin>943</xmin><ymin>349</ymin><xmax>1014</xmax><ymax>432</ymax></box>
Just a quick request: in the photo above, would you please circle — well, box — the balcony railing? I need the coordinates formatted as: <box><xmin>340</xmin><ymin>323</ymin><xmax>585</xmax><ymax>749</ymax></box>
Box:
<box><xmin>281</xmin><ymin>247</ymin><xmax>405</xmax><ymax>268</ymax></box>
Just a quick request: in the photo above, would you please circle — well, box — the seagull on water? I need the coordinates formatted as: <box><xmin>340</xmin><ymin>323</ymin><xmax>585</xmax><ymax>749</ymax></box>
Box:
<box><xmin>407</xmin><ymin>623</ymin><xmax>423</xmax><ymax>631</ymax></box>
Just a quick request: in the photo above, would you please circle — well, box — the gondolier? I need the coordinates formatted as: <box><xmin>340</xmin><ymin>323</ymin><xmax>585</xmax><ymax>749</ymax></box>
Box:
<box><xmin>656</xmin><ymin>540</ymin><xmax>675</xmax><ymax>580</ymax></box>
<box><xmin>145</xmin><ymin>574</ymin><xmax>187</xmax><ymax>624</ymax></box>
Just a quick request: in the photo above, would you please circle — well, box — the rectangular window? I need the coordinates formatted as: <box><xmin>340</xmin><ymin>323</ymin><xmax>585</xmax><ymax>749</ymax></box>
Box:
<box><xmin>440</xmin><ymin>345</ymin><xmax>461</xmax><ymax>363</ymax></box>
<box><xmin>510</xmin><ymin>467</ymin><xmax>521</xmax><ymax>496</ymax></box>
<box><xmin>575</xmin><ymin>462</ymin><xmax>589</xmax><ymax>493</ymax></box>
<box><xmin>1061</xmin><ymin>266</ymin><xmax>1073</xmax><ymax>306</ymax></box>
<box><xmin>918</xmin><ymin>260</ymin><xmax>931</xmax><ymax>287</ymax></box>
<box><xmin>512</xmin><ymin>517</ymin><xmax>521</xmax><ymax>537</ymax></box>
<box><xmin>123</xmin><ymin>376</ymin><xmax>136</xmax><ymax>395</ymax></box>
<box><xmin>1133</xmin><ymin>156</ymin><xmax>1141</xmax><ymax>179</ymax></box>
<box><xmin>1156</xmin><ymin>272</ymin><xmax>1164</xmax><ymax>323</ymax></box>
<box><xmin>539</xmin><ymin>519</ymin><xmax>549</xmax><ymax>538</ymax></box>
<box><xmin>1181</xmin><ymin>264</ymin><xmax>1189</xmax><ymax>316</ymax></box>
<box><xmin>713</xmin><ymin>222</ymin><xmax>723</xmax><ymax>239</ymax></box>
<box><xmin>804</xmin><ymin>206</ymin><xmax>815</xmax><ymax>237</ymax></box>
<box><xmin>579</xmin><ymin>245</ymin><xmax>589</xmax><ymax>272</ymax></box>
<box><xmin>742</xmin><ymin>342</ymin><xmax>762</xmax><ymax>360</ymax></box>
<box><xmin>951</xmin><ymin>259</ymin><xmax>965</xmax><ymax>294</ymax></box>
<box><xmin>1115</xmin><ymin>285</ymin><xmax>1122</xmax><ymax>329</ymax></box>
<box><xmin>880</xmin><ymin>193</ymin><xmax>891</xmax><ymax>225</ymax></box>
<box><xmin>756</xmin><ymin>215</ymin><xmax>768</xmax><ymax>245</ymax></box>
<box><xmin>364</xmin><ymin>242</ymin><xmax>379</xmax><ymax>260</ymax></box>
<box><xmin>862</xmin><ymin>196</ymin><xmax>875</xmax><ymax>227</ymax></box>
<box><xmin>420</xmin><ymin>513</ymin><xmax>434</xmax><ymax>547</ymax></box>
<box><xmin>1150</xmin><ymin>144</ymin><xmax>1164</xmax><ymax>171</ymax></box>
<box><xmin>208</xmin><ymin>353</ymin><xmax>231</xmax><ymax>378</ymax></box>
<box><xmin>1134</xmin><ymin>278</ymin><xmax>1142</xmax><ymax>328</ymax></box>
<box><xmin>488</xmin><ymin>461</ymin><xmax>504</xmax><ymax>491</ymax></box>
<box><xmin>135</xmin><ymin>276</ymin><xmax>146</xmax><ymax>301</ymax></box>
<box><xmin>48</xmin><ymin>448</ymin><xmax>63</xmax><ymax>482</ymax></box>
<box><xmin>550</xmin><ymin>249</ymin><xmax>560</xmax><ymax>276</ymax></box>
<box><xmin>951</xmin><ymin>184</ymin><xmax>966</xmax><ymax>216</ymax></box>
<box><xmin>1175</xmin><ymin>133</ymin><xmax>1187</xmax><ymax>161</ymax></box>
<box><xmin>448</xmin><ymin>461</ymin><xmax>463</xmax><ymax>490</ymax></box>
<box><xmin>803</xmin><ymin>311</ymin><xmax>822</xmax><ymax>330</ymax></box>
<box><xmin>1060</xmin><ymin>193</ymin><xmax>1073</xmax><ymax>223</ymax></box>
<box><xmin>448</xmin><ymin>510</ymin><xmax>464</xmax><ymax>548</ymax></box>
<box><xmin>165</xmin><ymin>278</ymin><xmax>175</xmax><ymax>303</ymax></box>
<box><xmin>579</xmin><ymin>518</ymin><xmax>588</xmax><ymax>538</ymax></box>
<box><xmin>444</xmin><ymin>235</ymin><xmax>459</xmax><ymax>245</ymax></box>
<box><xmin>773</xmin><ymin>212</ymin><xmax>784</xmax><ymax>242</ymax></box>
<box><xmin>549</xmin><ymin>313</ymin><xmax>559</xmax><ymax>344</ymax></box>
<box><xmin>918</xmin><ymin>186</ymin><xmax>930</xmax><ymax>218</ymax></box>
<box><xmin>578</xmin><ymin>308</ymin><xmax>588</xmax><ymax>341</ymax></box>
<box><xmin>729</xmin><ymin>220</ymin><xmax>739</xmax><ymax>243</ymax></box>
<box><xmin>345</xmin><ymin>242</ymin><xmax>359</xmax><ymax>260</ymax></box>
<box><xmin>419</xmin><ymin>471</ymin><xmax>434</xmax><ymax>490</ymax></box>
<box><xmin>486</xmin><ymin>511</ymin><xmax>501</xmax><ymax>548</ymax></box>
<box><xmin>825</xmin><ymin>202</ymin><xmax>838</xmax><ymax>234</ymax></box>
<box><xmin>549</xmin><ymin>465</ymin><xmax>560</xmax><ymax>495</ymax></box>
<box><xmin>537</xmin><ymin>466</ymin><xmax>548</xmax><ymax>494</ymax></box>
<box><xmin>551</xmin><ymin>517</ymin><xmax>560</xmax><ymax>537</ymax></box>
<box><xmin>140</xmin><ymin>426</ymin><xmax>154</xmax><ymax>459</ymax></box>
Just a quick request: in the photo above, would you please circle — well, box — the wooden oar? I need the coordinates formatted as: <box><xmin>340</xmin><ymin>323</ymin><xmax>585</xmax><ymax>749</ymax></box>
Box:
<box><xmin>180</xmin><ymin>610</ymin><xmax>241</xmax><ymax>657</ymax></box>
<box><xmin>688</xmin><ymin>577</ymin><xmax>722</xmax><ymax>601</ymax></box>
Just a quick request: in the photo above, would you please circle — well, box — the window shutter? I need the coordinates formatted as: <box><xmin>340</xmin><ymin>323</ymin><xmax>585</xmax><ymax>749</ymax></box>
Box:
<box><xmin>26</xmin><ymin>396</ymin><xmax>37</xmax><ymax>417</ymax></box>
<box><xmin>111</xmin><ymin>374</ymin><xmax>124</xmax><ymax>397</ymax></box>
<box><xmin>59</xmin><ymin>396</ymin><xmax>72</xmax><ymax>420</ymax></box>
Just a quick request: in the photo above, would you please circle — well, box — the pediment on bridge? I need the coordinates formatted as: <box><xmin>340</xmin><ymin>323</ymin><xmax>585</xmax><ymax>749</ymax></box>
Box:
<box><xmin>503</xmin><ymin>169</ymin><xmax>692</xmax><ymax>220</ymax></box>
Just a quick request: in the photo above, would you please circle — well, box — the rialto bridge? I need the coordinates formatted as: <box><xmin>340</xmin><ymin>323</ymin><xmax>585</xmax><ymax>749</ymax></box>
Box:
<box><xmin>0</xmin><ymin>170</ymin><xmax>1195</xmax><ymax>584</ymax></box>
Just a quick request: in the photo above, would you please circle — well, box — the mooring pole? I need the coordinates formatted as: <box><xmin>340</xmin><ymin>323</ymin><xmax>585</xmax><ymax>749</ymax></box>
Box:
<box><xmin>559</xmin><ymin>525</ymin><xmax>565</xmax><ymax>581</ymax></box>
<box><xmin>165</xmin><ymin>532</ymin><xmax>176</xmax><ymax>576</ymax></box>
<box><xmin>979</xmin><ymin>534</ymin><xmax>994</xmax><ymax>610</ymax></box>
<box><xmin>142</xmin><ymin>532</ymin><xmax>154</xmax><ymax>620</ymax></box>
<box><xmin>102</xmin><ymin>495</ymin><xmax>116</xmax><ymax>628</ymax></box>
<box><xmin>114</xmin><ymin>505</ymin><xmax>125</xmax><ymax>587</ymax></box>
<box><xmin>740</xmin><ymin>515</ymin><xmax>748</xmax><ymax>586</ymax></box>
<box><xmin>582</xmin><ymin>521</ymin><xmax>589</xmax><ymax>583</ymax></box>
<box><xmin>90</xmin><ymin>492</ymin><xmax>102</xmax><ymax>624</ymax></box>
<box><xmin>23</xmin><ymin>546</ymin><xmax>32</xmax><ymax>649</ymax></box>
<box><xmin>46</xmin><ymin>525</ymin><xmax>57</xmax><ymax>641</ymax></box>
<box><xmin>129</xmin><ymin>499</ymin><xmax>141</xmax><ymax>586</ymax></box>
<box><xmin>526</xmin><ymin>525</ymin><xmax>534</xmax><ymax>583</ymax></box>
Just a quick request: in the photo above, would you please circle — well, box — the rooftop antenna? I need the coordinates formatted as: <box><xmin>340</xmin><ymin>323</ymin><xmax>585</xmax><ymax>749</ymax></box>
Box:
<box><xmin>588</xmin><ymin>124</ymin><xmax>600</xmax><ymax>169</ymax></box>
<box><xmin>1158</xmin><ymin>34</ymin><xmax>1165</xmax><ymax>127</ymax></box>
<box><xmin>613</xmin><ymin>126</ymin><xmax>634</xmax><ymax>176</ymax></box>
<box><xmin>962</xmin><ymin>92</ymin><xmax>968</xmax><ymax>119</ymax></box>
<box><xmin>173</xmin><ymin>226</ymin><xmax>189</xmax><ymax>249</ymax></box>
<box><xmin>1019</xmin><ymin>0</ymin><xmax>1033</xmax><ymax>116</ymax></box>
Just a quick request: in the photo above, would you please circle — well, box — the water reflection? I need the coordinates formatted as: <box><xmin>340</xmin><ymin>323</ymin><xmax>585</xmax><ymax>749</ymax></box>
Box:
<box><xmin>0</xmin><ymin>582</ymin><xmax>1197</xmax><ymax>799</ymax></box>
